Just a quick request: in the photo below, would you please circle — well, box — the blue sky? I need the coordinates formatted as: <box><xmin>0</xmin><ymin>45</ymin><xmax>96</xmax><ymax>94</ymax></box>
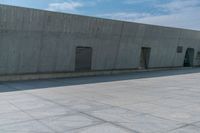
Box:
<box><xmin>0</xmin><ymin>0</ymin><xmax>200</xmax><ymax>30</ymax></box>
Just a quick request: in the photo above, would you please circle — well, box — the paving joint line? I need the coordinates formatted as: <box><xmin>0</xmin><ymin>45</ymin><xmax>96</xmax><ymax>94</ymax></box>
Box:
<box><xmin>80</xmin><ymin>111</ymin><xmax>141</xmax><ymax>133</ymax></box>
<box><xmin>8</xmin><ymin>101</ymin><xmax>58</xmax><ymax>133</ymax></box>
<box><xmin>24</xmin><ymin>91</ymin><xmax>140</xmax><ymax>132</ymax></box>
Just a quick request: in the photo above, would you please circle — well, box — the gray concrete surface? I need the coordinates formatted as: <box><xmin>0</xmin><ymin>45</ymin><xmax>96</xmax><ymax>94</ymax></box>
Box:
<box><xmin>0</xmin><ymin>68</ymin><xmax>200</xmax><ymax>132</ymax></box>
<box><xmin>0</xmin><ymin>4</ymin><xmax>200</xmax><ymax>79</ymax></box>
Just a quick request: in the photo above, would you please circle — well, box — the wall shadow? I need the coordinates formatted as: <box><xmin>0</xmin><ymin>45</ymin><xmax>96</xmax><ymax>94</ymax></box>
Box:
<box><xmin>0</xmin><ymin>67</ymin><xmax>200</xmax><ymax>93</ymax></box>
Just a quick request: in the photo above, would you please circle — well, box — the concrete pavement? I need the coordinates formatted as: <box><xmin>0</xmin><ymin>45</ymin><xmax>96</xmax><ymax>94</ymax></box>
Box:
<box><xmin>0</xmin><ymin>68</ymin><xmax>200</xmax><ymax>132</ymax></box>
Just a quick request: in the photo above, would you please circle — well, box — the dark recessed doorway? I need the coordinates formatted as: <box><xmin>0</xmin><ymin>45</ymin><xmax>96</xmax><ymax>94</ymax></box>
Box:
<box><xmin>75</xmin><ymin>47</ymin><xmax>92</xmax><ymax>71</ymax></box>
<box><xmin>184</xmin><ymin>48</ymin><xmax>195</xmax><ymax>67</ymax></box>
<box><xmin>140</xmin><ymin>47</ymin><xmax>151</xmax><ymax>69</ymax></box>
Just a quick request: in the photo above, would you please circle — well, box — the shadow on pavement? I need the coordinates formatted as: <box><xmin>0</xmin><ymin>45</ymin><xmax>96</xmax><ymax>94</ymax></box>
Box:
<box><xmin>0</xmin><ymin>67</ymin><xmax>200</xmax><ymax>93</ymax></box>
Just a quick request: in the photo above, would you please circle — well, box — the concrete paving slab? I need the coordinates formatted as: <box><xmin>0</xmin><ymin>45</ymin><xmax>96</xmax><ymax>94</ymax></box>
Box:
<box><xmin>89</xmin><ymin>107</ymin><xmax>140</xmax><ymax>123</ymax></box>
<box><xmin>193</xmin><ymin>121</ymin><xmax>200</xmax><ymax>128</ymax></box>
<box><xmin>0</xmin><ymin>120</ymin><xmax>55</xmax><ymax>133</ymax></box>
<box><xmin>116</xmin><ymin>114</ymin><xmax>183</xmax><ymax>133</ymax></box>
<box><xmin>68</xmin><ymin>123</ymin><xmax>133</xmax><ymax>133</ymax></box>
<box><xmin>9</xmin><ymin>98</ymin><xmax>58</xmax><ymax>110</ymax></box>
<box><xmin>168</xmin><ymin>125</ymin><xmax>200</xmax><ymax>133</ymax></box>
<box><xmin>0</xmin><ymin>111</ymin><xmax>33</xmax><ymax>126</ymax></box>
<box><xmin>56</xmin><ymin>99</ymin><xmax>113</xmax><ymax>112</ymax></box>
<box><xmin>0</xmin><ymin>101</ymin><xmax>20</xmax><ymax>114</ymax></box>
<box><xmin>39</xmin><ymin>114</ymin><xmax>102</xmax><ymax>132</ymax></box>
<box><xmin>24</xmin><ymin>105</ymin><xmax>74</xmax><ymax>119</ymax></box>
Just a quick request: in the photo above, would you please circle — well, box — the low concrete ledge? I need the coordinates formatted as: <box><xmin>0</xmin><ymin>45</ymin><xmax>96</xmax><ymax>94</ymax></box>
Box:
<box><xmin>0</xmin><ymin>66</ymin><xmax>191</xmax><ymax>82</ymax></box>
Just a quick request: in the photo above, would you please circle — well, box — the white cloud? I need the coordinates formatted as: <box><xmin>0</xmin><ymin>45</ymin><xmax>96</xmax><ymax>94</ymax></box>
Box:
<box><xmin>100</xmin><ymin>0</ymin><xmax>200</xmax><ymax>30</ymax></box>
<box><xmin>45</xmin><ymin>0</ymin><xmax>200</xmax><ymax>30</ymax></box>
<box><xmin>135</xmin><ymin>0</ymin><xmax>200</xmax><ymax>30</ymax></box>
<box><xmin>47</xmin><ymin>1</ymin><xmax>83</xmax><ymax>12</ymax></box>
<box><xmin>99</xmin><ymin>12</ymin><xmax>152</xmax><ymax>21</ymax></box>
<box><xmin>46</xmin><ymin>0</ymin><xmax>109</xmax><ymax>12</ymax></box>
<box><xmin>156</xmin><ymin>0</ymin><xmax>200</xmax><ymax>13</ymax></box>
<box><xmin>124</xmin><ymin>0</ymin><xmax>158</xmax><ymax>4</ymax></box>
<box><xmin>135</xmin><ymin>7</ymin><xmax>200</xmax><ymax>30</ymax></box>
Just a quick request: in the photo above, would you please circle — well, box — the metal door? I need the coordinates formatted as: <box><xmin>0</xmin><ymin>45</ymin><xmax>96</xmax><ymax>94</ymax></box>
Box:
<box><xmin>140</xmin><ymin>47</ymin><xmax>151</xmax><ymax>69</ymax></box>
<box><xmin>184</xmin><ymin>48</ymin><xmax>195</xmax><ymax>67</ymax></box>
<box><xmin>75</xmin><ymin>47</ymin><xmax>92</xmax><ymax>71</ymax></box>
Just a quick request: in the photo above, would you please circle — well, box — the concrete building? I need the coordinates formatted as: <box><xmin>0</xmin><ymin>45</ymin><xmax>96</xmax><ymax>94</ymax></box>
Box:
<box><xmin>0</xmin><ymin>4</ymin><xmax>200</xmax><ymax>81</ymax></box>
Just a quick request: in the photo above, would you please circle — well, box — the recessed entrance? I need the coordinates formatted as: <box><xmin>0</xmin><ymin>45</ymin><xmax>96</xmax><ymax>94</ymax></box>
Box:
<box><xmin>184</xmin><ymin>48</ymin><xmax>195</xmax><ymax>67</ymax></box>
<box><xmin>140</xmin><ymin>47</ymin><xmax>151</xmax><ymax>69</ymax></box>
<box><xmin>75</xmin><ymin>47</ymin><xmax>92</xmax><ymax>71</ymax></box>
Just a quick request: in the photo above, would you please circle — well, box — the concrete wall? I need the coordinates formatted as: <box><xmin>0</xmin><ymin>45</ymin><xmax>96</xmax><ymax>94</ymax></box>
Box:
<box><xmin>0</xmin><ymin>4</ymin><xmax>200</xmax><ymax>76</ymax></box>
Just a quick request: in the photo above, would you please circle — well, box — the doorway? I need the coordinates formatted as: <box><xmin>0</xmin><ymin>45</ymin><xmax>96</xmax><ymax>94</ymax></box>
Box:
<box><xmin>184</xmin><ymin>48</ymin><xmax>195</xmax><ymax>67</ymax></box>
<box><xmin>75</xmin><ymin>47</ymin><xmax>92</xmax><ymax>71</ymax></box>
<box><xmin>140</xmin><ymin>47</ymin><xmax>151</xmax><ymax>69</ymax></box>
